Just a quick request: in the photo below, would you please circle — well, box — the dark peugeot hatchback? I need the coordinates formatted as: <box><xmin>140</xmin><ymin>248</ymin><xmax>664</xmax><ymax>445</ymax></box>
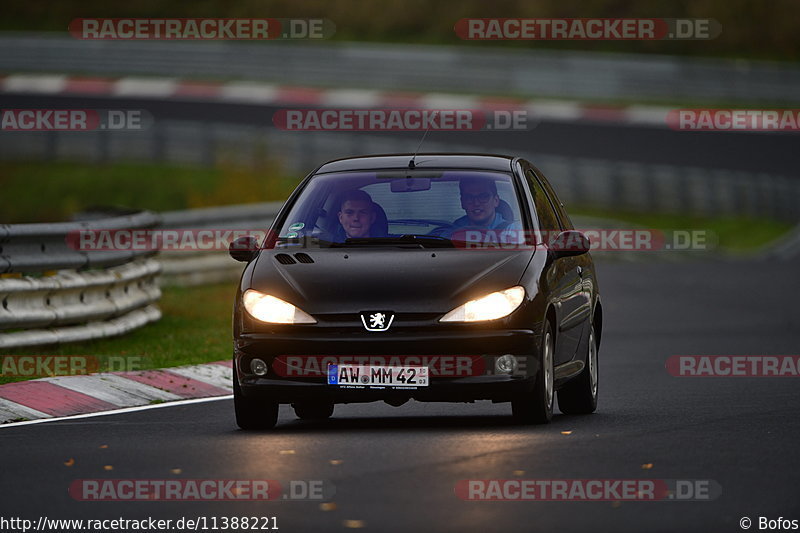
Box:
<box><xmin>230</xmin><ymin>154</ymin><xmax>601</xmax><ymax>429</ymax></box>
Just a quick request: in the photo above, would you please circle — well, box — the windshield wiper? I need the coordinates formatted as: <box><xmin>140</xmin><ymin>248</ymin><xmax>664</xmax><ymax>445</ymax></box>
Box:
<box><xmin>274</xmin><ymin>235</ymin><xmax>339</xmax><ymax>248</ymax></box>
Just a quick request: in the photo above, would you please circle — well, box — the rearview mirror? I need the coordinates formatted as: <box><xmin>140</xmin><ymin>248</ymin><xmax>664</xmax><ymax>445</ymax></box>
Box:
<box><xmin>550</xmin><ymin>230</ymin><xmax>590</xmax><ymax>258</ymax></box>
<box><xmin>390</xmin><ymin>177</ymin><xmax>431</xmax><ymax>192</ymax></box>
<box><xmin>229</xmin><ymin>235</ymin><xmax>259</xmax><ymax>262</ymax></box>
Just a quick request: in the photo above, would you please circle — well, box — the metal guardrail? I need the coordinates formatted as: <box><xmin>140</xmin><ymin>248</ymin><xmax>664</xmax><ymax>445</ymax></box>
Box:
<box><xmin>158</xmin><ymin>202</ymin><xmax>282</xmax><ymax>286</ymax></box>
<box><xmin>1</xmin><ymin>32</ymin><xmax>800</xmax><ymax>105</ymax></box>
<box><xmin>0</xmin><ymin>204</ymin><xmax>281</xmax><ymax>348</ymax></box>
<box><xmin>3</xmin><ymin>121</ymin><xmax>796</xmax><ymax>223</ymax></box>
<box><xmin>767</xmin><ymin>224</ymin><xmax>800</xmax><ymax>260</ymax></box>
<box><xmin>0</xmin><ymin>210</ymin><xmax>159</xmax><ymax>273</ymax></box>
<box><xmin>0</xmin><ymin>210</ymin><xmax>163</xmax><ymax>349</ymax></box>
<box><xmin>0</xmin><ymin>261</ymin><xmax>161</xmax><ymax>349</ymax></box>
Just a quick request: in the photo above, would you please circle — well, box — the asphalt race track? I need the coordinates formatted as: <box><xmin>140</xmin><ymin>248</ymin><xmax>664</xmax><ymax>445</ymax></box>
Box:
<box><xmin>1</xmin><ymin>259</ymin><xmax>798</xmax><ymax>532</ymax></box>
<box><xmin>2</xmin><ymin>92</ymin><xmax>799</xmax><ymax>176</ymax></box>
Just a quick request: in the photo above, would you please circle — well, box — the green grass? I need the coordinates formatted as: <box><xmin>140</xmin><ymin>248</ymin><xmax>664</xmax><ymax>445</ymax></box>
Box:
<box><xmin>570</xmin><ymin>207</ymin><xmax>793</xmax><ymax>253</ymax></box>
<box><xmin>0</xmin><ymin>284</ymin><xmax>236</xmax><ymax>385</ymax></box>
<box><xmin>0</xmin><ymin>160</ymin><xmax>300</xmax><ymax>223</ymax></box>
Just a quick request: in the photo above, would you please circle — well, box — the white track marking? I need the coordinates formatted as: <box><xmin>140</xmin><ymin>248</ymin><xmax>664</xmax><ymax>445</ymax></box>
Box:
<box><xmin>219</xmin><ymin>81</ymin><xmax>279</xmax><ymax>103</ymax></box>
<box><xmin>165</xmin><ymin>364</ymin><xmax>233</xmax><ymax>390</ymax></box>
<box><xmin>3</xmin><ymin>74</ymin><xmax>67</xmax><ymax>94</ymax></box>
<box><xmin>0</xmin><ymin>397</ymin><xmax>52</xmax><ymax>422</ymax></box>
<box><xmin>0</xmin><ymin>395</ymin><xmax>232</xmax><ymax>429</ymax></box>
<box><xmin>42</xmin><ymin>374</ymin><xmax>181</xmax><ymax>407</ymax></box>
<box><xmin>113</xmin><ymin>77</ymin><xmax>178</xmax><ymax>98</ymax></box>
<box><xmin>526</xmin><ymin>100</ymin><xmax>583</xmax><ymax>121</ymax></box>
<box><xmin>321</xmin><ymin>88</ymin><xmax>381</xmax><ymax>108</ymax></box>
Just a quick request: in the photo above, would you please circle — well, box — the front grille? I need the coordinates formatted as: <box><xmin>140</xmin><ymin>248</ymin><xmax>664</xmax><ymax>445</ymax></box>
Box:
<box><xmin>317</xmin><ymin>313</ymin><xmax>441</xmax><ymax>323</ymax></box>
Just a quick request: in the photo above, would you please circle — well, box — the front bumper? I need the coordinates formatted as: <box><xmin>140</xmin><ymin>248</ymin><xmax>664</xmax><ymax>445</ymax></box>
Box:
<box><xmin>235</xmin><ymin>328</ymin><xmax>541</xmax><ymax>404</ymax></box>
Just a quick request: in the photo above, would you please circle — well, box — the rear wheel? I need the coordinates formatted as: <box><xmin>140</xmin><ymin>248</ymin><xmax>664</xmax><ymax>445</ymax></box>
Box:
<box><xmin>234</xmin><ymin>372</ymin><xmax>279</xmax><ymax>430</ymax></box>
<box><xmin>557</xmin><ymin>323</ymin><xmax>599</xmax><ymax>415</ymax></box>
<box><xmin>512</xmin><ymin>321</ymin><xmax>554</xmax><ymax>424</ymax></box>
<box><xmin>293</xmin><ymin>402</ymin><xmax>335</xmax><ymax>420</ymax></box>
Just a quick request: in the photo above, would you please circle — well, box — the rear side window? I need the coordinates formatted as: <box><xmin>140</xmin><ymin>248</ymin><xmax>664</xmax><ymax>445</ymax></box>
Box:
<box><xmin>525</xmin><ymin>170</ymin><xmax>560</xmax><ymax>233</ymax></box>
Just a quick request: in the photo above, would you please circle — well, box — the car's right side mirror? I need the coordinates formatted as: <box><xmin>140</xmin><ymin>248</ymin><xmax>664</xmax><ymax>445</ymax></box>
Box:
<box><xmin>229</xmin><ymin>235</ymin><xmax>260</xmax><ymax>262</ymax></box>
<box><xmin>550</xmin><ymin>230</ymin><xmax>591</xmax><ymax>258</ymax></box>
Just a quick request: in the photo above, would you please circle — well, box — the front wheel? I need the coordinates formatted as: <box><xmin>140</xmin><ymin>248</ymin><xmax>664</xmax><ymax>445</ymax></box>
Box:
<box><xmin>557</xmin><ymin>323</ymin><xmax>599</xmax><ymax>415</ymax></box>
<box><xmin>234</xmin><ymin>373</ymin><xmax>279</xmax><ymax>430</ymax></box>
<box><xmin>511</xmin><ymin>321</ymin><xmax>554</xmax><ymax>424</ymax></box>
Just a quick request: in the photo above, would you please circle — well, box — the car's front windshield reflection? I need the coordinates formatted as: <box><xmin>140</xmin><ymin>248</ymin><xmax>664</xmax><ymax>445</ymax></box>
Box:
<box><xmin>273</xmin><ymin>170</ymin><xmax>525</xmax><ymax>248</ymax></box>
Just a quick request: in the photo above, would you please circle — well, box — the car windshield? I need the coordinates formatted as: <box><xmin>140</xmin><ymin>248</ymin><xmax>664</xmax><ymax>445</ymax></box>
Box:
<box><xmin>273</xmin><ymin>169</ymin><xmax>525</xmax><ymax>247</ymax></box>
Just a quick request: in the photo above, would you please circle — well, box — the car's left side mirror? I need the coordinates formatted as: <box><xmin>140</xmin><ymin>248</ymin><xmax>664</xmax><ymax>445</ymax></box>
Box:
<box><xmin>229</xmin><ymin>235</ymin><xmax>259</xmax><ymax>262</ymax></box>
<box><xmin>551</xmin><ymin>230</ymin><xmax>590</xmax><ymax>258</ymax></box>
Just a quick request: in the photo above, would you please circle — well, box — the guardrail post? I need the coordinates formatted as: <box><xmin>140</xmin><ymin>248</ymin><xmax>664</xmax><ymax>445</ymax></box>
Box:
<box><xmin>96</xmin><ymin>128</ymin><xmax>110</xmax><ymax>164</ymax></box>
<box><xmin>152</xmin><ymin>121</ymin><xmax>166</xmax><ymax>162</ymax></box>
<box><xmin>44</xmin><ymin>132</ymin><xmax>58</xmax><ymax>161</ymax></box>
<box><xmin>202</xmin><ymin>121</ymin><xmax>216</xmax><ymax>168</ymax></box>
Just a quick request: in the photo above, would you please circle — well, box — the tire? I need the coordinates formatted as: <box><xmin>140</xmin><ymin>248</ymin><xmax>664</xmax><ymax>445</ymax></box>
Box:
<box><xmin>234</xmin><ymin>372</ymin><xmax>279</xmax><ymax>430</ymax></box>
<box><xmin>293</xmin><ymin>402</ymin><xmax>335</xmax><ymax>420</ymax></box>
<box><xmin>557</xmin><ymin>322</ymin><xmax>599</xmax><ymax>415</ymax></box>
<box><xmin>511</xmin><ymin>321</ymin><xmax>555</xmax><ymax>424</ymax></box>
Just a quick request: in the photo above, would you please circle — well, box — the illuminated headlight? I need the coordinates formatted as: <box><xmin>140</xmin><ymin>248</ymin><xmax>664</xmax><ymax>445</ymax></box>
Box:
<box><xmin>242</xmin><ymin>289</ymin><xmax>316</xmax><ymax>324</ymax></box>
<box><xmin>440</xmin><ymin>286</ymin><xmax>525</xmax><ymax>323</ymax></box>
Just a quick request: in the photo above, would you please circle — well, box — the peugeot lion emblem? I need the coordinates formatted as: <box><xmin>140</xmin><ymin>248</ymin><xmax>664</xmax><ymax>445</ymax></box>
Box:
<box><xmin>361</xmin><ymin>311</ymin><xmax>395</xmax><ymax>332</ymax></box>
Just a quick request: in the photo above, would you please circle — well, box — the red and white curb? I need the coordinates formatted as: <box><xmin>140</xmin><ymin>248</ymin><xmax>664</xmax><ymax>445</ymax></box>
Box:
<box><xmin>0</xmin><ymin>73</ymin><xmax>672</xmax><ymax>128</ymax></box>
<box><xmin>0</xmin><ymin>360</ymin><xmax>233</xmax><ymax>424</ymax></box>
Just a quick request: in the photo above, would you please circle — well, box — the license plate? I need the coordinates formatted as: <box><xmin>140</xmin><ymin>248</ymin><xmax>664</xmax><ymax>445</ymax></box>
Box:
<box><xmin>327</xmin><ymin>364</ymin><xmax>429</xmax><ymax>388</ymax></box>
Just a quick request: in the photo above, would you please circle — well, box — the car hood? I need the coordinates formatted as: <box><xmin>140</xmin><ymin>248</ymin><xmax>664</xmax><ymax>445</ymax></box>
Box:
<box><xmin>249</xmin><ymin>248</ymin><xmax>534</xmax><ymax>315</ymax></box>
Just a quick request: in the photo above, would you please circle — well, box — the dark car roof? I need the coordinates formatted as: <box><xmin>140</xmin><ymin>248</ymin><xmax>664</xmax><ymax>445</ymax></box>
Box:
<box><xmin>315</xmin><ymin>153</ymin><xmax>516</xmax><ymax>174</ymax></box>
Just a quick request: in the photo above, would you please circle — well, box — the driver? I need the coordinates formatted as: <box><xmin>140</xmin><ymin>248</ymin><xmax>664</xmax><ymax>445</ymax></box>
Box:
<box><xmin>337</xmin><ymin>189</ymin><xmax>377</xmax><ymax>239</ymax></box>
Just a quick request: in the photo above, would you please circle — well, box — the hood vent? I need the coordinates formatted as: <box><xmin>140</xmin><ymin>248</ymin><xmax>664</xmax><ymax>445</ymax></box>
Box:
<box><xmin>294</xmin><ymin>253</ymin><xmax>315</xmax><ymax>264</ymax></box>
<box><xmin>274</xmin><ymin>253</ymin><xmax>296</xmax><ymax>265</ymax></box>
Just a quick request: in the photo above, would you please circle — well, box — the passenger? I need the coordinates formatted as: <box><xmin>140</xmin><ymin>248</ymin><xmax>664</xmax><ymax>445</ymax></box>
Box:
<box><xmin>450</xmin><ymin>178</ymin><xmax>522</xmax><ymax>243</ymax></box>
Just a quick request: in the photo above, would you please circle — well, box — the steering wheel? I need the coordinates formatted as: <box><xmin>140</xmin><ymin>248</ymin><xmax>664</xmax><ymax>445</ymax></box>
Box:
<box><xmin>427</xmin><ymin>224</ymin><xmax>454</xmax><ymax>238</ymax></box>
<box><xmin>445</xmin><ymin>226</ymin><xmax>513</xmax><ymax>245</ymax></box>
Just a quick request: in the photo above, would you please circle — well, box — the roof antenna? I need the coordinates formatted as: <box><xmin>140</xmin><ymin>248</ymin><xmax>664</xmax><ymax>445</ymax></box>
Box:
<box><xmin>408</xmin><ymin>110</ymin><xmax>438</xmax><ymax>169</ymax></box>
